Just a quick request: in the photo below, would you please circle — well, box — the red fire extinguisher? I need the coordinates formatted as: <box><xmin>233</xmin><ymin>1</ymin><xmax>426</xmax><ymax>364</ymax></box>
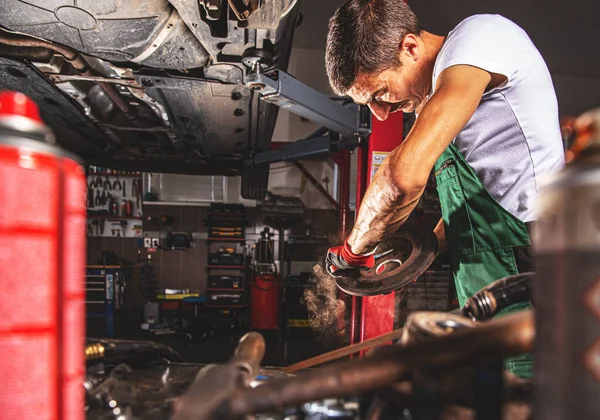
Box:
<box><xmin>250</xmin><ymin>271</ymin><xmax>280</xmax><ymax>330</ymax></box>
<box><xmin>250</xmin><ymin>228</ymin><xmax>280</xmax><ymax>330</ymax></box>
<box><xmin>0</xmin><ymin>91</ymin><xmax>86</xmax><ymax>419</ymax></box>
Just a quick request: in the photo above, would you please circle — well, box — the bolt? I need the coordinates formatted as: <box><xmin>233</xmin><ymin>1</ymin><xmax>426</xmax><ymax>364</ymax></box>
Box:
<box><xmin>141</xmin><ymin>79</ymin><xmax>154</xmax><ymax>87</ymax></box>
<box><xmin>250</xmin><ymin>83</ymin><xmax>265</xmax><ymax>91</ymax></box>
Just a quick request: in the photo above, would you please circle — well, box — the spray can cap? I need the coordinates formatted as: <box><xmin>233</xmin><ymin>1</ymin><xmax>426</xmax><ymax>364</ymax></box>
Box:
<box><xmin>0</xmin><ymin>90</ymin><xmax>55</xmax><ymax>144</ymax></box>
<box><xmin>0</xmin><ymin>91</ymin><xmax>42</xmax><ymax>122</ymax></box>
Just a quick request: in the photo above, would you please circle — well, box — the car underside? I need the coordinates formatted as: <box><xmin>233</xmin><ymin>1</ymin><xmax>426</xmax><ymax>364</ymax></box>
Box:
<box><xmin>0</xmin><ymin>0</ymin><xmax>301</xmax><ymax>198</ymax></box>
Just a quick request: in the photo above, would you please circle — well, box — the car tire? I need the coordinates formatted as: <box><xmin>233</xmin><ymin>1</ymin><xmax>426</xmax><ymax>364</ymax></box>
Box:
<box><xmin>241</xmin><ymin>163</ymin><xmax>270</xmax><ymax>200</ymax></box>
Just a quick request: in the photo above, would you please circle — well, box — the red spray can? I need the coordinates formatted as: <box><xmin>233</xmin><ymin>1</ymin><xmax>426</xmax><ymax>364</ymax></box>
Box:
<box><xmin>0</xmin><ymin>91</ymin><xmax>86</xmax><ymax>419</ymax></box>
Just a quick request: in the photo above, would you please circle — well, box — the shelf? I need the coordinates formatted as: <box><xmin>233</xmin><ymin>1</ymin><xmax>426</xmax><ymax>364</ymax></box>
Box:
<box><xmin>205</xmin><ymin>304</ymin><xmax>245</xmax><ymax>309</ymax></box>
<box><xmin>207</xmin><ymin>237</ymin><xmax>245</xmax><ymax>242</ymax></box>
<box><xmin>87</xmin><ymin>172</ymin><xmax>142</xmax><ymax>177</ymax></box>
<box><xmin>206</xmin><ymin>288</ymin><xmax>245</xmax><ymax>291</ymax></box>
<box><xmin>206</xmin><ymin>265</ymin><xmax>246</xmax><ymax>269</ymax></box>
<box><xmin>207</xmin><ymin>212</ymin><xmax>246</xmax><ymax>217</ymax></box>
<box><xmin>87</xmin><ymin>215</ymin><xmax>142</xmax><ymax>220</ymax></box>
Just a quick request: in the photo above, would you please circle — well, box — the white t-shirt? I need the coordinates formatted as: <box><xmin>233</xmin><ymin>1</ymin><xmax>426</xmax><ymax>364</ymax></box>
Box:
<box><xmin>432</xmin><ymin>14</ymin><xmax>565</xmax><ymax>223</ymax></box>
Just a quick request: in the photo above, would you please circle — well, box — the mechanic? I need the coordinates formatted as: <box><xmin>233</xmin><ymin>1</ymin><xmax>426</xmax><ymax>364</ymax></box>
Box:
<box><xmin>323</xmin><ymin>0</ymin><xmax>564</xmax><ymax>378</ymax></box>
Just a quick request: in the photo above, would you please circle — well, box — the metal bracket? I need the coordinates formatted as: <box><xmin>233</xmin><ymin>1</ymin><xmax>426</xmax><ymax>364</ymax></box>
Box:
<box><xmin>245</xmin><ymin>69</ymin><xmax>370</xmax><ymax>138</ymax></box>
<box><xmin>227</xmin><ymin>0</ymin><xmax>259</xmax><ymax>20</ymax></box>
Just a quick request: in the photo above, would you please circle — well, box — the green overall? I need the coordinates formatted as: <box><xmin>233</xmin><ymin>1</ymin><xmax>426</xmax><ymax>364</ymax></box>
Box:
<box><xmin>434</xmin><ymin>143</ymin><xmax>533</xmax><ymax>378</ymax></box>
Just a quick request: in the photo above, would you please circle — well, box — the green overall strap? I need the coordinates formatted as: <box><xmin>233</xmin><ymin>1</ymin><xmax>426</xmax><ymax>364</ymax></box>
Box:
<box><xmin>434</xmin><ymin>143</ymin><xmax>533</xmax><ymax>378</ymax></box>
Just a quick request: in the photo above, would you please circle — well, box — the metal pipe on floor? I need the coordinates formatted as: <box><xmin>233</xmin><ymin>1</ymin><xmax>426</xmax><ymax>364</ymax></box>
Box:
<box><xmin>217</xmin><ymin>311</ymin><xmax>534</xmax><ymax>419</ymax></box>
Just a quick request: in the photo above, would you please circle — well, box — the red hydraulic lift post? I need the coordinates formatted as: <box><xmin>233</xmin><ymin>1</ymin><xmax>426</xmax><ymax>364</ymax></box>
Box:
<box><xmin>338</xmin><ymin>149</ymin><xmax>351</xmax><ymax>241</ymax></box>
<box><xmin>352</xmin><ymin>111</ymin><xmax>404</xmax><ymax>345</ymax></box>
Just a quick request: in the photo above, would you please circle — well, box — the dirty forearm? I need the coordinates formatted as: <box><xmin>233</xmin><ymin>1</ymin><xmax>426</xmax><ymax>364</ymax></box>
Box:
<box><xmin>347</xmin><ymin>152</ymin><xmax>425</xmax><ymax>255</ymax></box>
<box><xmin>345</xmin><ymin>66</ymin><xmax>493</xmax><ymax>255</ymax></box>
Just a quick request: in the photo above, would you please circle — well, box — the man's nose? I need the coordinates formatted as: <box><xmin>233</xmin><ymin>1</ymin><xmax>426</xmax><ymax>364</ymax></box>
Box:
<box><xmin>368</xmin><ymin>102</ymin><xmax>390</xmax><ymax>121</ymax></box>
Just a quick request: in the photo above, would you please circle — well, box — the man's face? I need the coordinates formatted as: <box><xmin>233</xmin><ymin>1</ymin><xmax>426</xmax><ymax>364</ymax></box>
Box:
<box><xmin>346</xmin><ymin>36</ymin><xmax>430</xmax><ymax>121</ymax></box>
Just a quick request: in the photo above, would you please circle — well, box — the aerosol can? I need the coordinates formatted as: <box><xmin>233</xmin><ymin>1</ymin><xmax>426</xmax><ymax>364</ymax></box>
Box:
<box><xmin>533</xmin><ymin>109</ymin><xmax>600</xmax><ymax>419</ymax></box>
<box><xmin>0</xmin><ymin>91</ymin><xmax>86</xmax><ymax>419</ymax></box>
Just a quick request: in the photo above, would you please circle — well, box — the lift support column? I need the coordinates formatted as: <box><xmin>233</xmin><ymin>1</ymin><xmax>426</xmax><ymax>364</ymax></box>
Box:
<box><xmin>353</xmin><ymin>112</ymin><xmax>404</xmax><ymax>343</ymax></box>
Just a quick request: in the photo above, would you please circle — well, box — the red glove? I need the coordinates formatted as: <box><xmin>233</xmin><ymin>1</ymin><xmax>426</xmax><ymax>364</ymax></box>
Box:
<box><xmin>325</xmin><ymin>239</ymin><xmax>375</xmax><ymax>277</ymax></box>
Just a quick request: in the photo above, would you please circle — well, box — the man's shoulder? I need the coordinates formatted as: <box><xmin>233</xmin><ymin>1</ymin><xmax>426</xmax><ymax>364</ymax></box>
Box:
<box><xmin>450</xmin><ymin>14</ymin><xmax>521</xmax><ymax>37</ymax></box>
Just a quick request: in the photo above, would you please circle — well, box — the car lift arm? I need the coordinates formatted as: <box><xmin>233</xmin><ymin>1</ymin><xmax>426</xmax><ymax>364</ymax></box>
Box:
<box><xmin>245</xmin><ymin>69</ymin><xmax>370</xmax><ymax>164</ymax></box>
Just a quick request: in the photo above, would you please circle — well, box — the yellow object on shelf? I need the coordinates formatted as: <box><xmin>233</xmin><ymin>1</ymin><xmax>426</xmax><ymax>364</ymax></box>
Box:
<box><xmin>156</xmin><ymin>293</ymin><xmax>200</xmax><ymax>300</ymax></box>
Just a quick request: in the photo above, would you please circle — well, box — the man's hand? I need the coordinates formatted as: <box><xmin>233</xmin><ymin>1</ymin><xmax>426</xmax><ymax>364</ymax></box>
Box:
<box><xmin>325</xmin><ymin>240</ymin><xmax>375</xmax><ymax>277</ymax></box>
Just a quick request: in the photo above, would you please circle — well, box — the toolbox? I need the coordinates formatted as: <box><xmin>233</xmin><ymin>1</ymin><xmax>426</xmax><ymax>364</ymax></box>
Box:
<box><xmin>208</xmin><ymin>225</ymin><xmax>245</xmax><ymax>239</ymax></box>
<box><xmin>208</xmin><ymin>275</ymin><xmax>244</xmax><ymax>289</ymax></box>
<box><xmin>205</xmin><ymin>203</ymin><xmax>249</xmax><ymax>239</ymax></box>
<box><xmin>208</xmin><ymin>251</ymin><xmax>244</xmax><ymax>267</ymax></box>
<box><xmin>206</xmin><ymin>291</ymin><xmax>244</xmax><ymax>307</ymax></box>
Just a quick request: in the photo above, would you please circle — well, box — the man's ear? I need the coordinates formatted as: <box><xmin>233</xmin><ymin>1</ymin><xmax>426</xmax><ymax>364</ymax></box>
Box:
<box><xmin>400</xmin><ymin>33</ymin><xmax>420</xmax><ymax>62</ymax></box>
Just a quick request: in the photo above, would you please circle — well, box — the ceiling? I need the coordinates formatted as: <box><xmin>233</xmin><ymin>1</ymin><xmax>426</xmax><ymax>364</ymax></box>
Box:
<box><xmin>292</xmin><ymin>0</ymin><xmax>600</xmax><ymax>116</ymax></box>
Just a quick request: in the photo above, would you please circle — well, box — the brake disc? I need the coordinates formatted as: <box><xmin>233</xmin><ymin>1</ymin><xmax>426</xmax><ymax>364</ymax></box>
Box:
<box><xmin>335</xmin><ymin>223</ymin><xmax>438</xmax><ymax>296</ymax></box>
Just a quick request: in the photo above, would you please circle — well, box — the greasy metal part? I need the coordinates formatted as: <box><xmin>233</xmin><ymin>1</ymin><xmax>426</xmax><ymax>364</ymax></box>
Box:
<box><xmin>229</xmin><ymin>332</ymin><xmax>266</xmax><ymax>385</ymax></box>
<box><xmin>199</xmin><ymin>0</ymin><xmax>223</xmax><ymax>20</ymax></box>
<box><xmin>0</xmin><ymin>30</ymin><xmax>139</xmax><ymax>121</ymax></box>
<box><xmin>214</xmin><ymin>311</ymin><xmax>534</xmax><ymax>419</ymax></box>
<box><xmin>294</xmin><ymin>160</ymin><xmax>340</xmax><ymax>210</ymax></box>
<box><xmin>0</xmin><ymin>43</ymin><xmax>53</xmax><ymax>62</ymax></box>
<box><xmin>242</xmin><ymin>47</ymin><xmax>274</xmax><ymax>71</ymax></box>
<box><xmin>0</xmin><ymin>29</ymin><xmax>87</xmax><ymax>71</ymax></box>
<box><xmin>245</xmin><ymin>69</ymin><xmax>367</xmax><ymax>138</ymax></box>
<box><xmin>0</xmin><ymin>33</ymin><xmax>134</xmax><ymax>119</ymax></box>
<box><xmin>335</xmin><ymin>224</ymin><xmax>438</xmax><ymax>296</ymax></box>
<box><xmin>47</xmin><ymin>74</ymin><xmax>139</xmax><ymax>87</ymax></box>
<box><xmin>377</xmin><ymin>372</ymin><xmax>532</xmax><ymax>419</ymax></box>
<box><xmin>173</xmin><ymin>332</ymin><xmax>267</xmax><ymax>419</ymax></box>
<box><xmin>0</xmin><ymin>32</ymin><xmax>139</xmax><ymax>121</ymax></box>
<box><xmin>533</xmin><ymin>109</ymin><xmax>600</xmax><ymax>420</ymax></box>
<box><xmin>130</xmin><ymin>8</ymin><xmax>180</xmax><ymax>64</ymax></box>
<box><xmin>283</xmin><ymin>328</ymin><xmax>406</xmax><ymax>373</ymax></box>
<box><xmin>86</xmin><ymin>339</ymin><xmax>184</xmax><ymax>365</ymax></box>
<box><xmin>463</xmin><ymin>273</ymin><xmax>534</xmax><ymax>321</ymax></box>
<box><xmin>126</xmin><ymin>86</ymin><xmax>172</xmax><ymax>128</ymax></box>
<box><xmin>91</xmin><ymin>77</ymin><xmax>136</xmax><ymax>119</ymax></box>
<box><xmin>228</xmin><ymin>0</ymin><xmax>260</xmax><ymax>20</ymax></box>
<box><xmin>400</xmin><ymin>312</ymin><xmax>477</xmax><ymax>345</ymax></box>
<box><xmin>87</xmin><ymin>84</ymin><xmax>116</xmax><ymax>121</ymax></box>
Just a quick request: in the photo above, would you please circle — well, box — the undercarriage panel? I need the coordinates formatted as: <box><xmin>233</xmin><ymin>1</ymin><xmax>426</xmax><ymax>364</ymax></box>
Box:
<box><xmin>0</xmin><ymin>0</ymin><xmax>299</xmax><ymax>176</ymax></box>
